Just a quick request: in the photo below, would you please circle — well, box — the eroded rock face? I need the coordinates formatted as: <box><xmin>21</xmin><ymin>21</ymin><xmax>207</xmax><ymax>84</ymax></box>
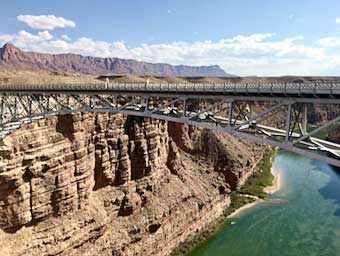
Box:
<box><xmin>328</xmin><ymin>126</ymin><xmax>340</xmax><ymax>143</ymax></box>
<box><xmin>0</xmin><ymin>113</ymin><xmax>264</xmax><ymax>256</ymax></box>
<box><xmin>0</xmin><ymin>113</ymin><xmax>170</xmax><ymax>230</ymax></box>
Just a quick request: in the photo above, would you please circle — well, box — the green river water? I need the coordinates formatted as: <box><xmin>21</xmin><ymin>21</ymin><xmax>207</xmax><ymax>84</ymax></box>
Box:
<box><xmin>188</xmin><ymin>151</ymin><xmax>340</xmax><ymax>256</ymax></box>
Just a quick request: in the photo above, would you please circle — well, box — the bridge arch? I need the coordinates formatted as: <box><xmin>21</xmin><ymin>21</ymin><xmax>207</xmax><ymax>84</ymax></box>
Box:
<box><xmin>0</xmin><ymin>83</ymin><xmax>340</xmax><ymax>167</ymax></box>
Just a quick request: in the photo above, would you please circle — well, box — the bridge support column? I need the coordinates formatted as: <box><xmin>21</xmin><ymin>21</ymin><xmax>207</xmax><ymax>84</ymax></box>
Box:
<box><xmin>228</xmin><ymin>101</ymin><xmax>234</xmax><ymax>127</ymax></box>
<box><xmin>46</xmin><ymin>96</ymin><xmax>50</xmax><ymax>111</ymax></box>
<box><xmin>145</xmin><ymin>97</ymin><xmax>150</xmax><ymax>111</ymax></box>
<box><xmin>67</xmin><ymin>95</ymin><xmax>71</xmax><ymax>109</ymax></box>
<box><xmin>183</xmin><ymin>98</ymin><xmax>187</xmax><ymax>117</ymax></box>
<box><xmin>302</xmin><ymin>104</ymin><xmax>308</xmax><ymax>135</ymax></box>
<box><xmin>13</xmin><ymin>96</ymin><xmax>17</xmax><ymax>120</ymax></box>
<box><xmin>0</xmin><ymin>96</ymin><xmax>4</xmax><ymax>123</ymax></box>
<box><xmin>285</xmin><ymin>103</ymin><xmax>293</xmax><ymax>142</ymax></box>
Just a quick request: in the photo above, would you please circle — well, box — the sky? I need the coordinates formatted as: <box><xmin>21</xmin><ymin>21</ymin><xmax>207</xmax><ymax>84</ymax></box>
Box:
<box><xmin>1</xmin><ymin>0</ymin><xmax>340</xmax><ymax>76</ymax></box>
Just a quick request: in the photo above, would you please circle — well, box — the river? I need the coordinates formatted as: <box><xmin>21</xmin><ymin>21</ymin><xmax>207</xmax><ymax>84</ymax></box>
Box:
<box><xmin>188</xmin><ymin>150</ymin><xmax>340</xmax><ymax>256</ymax></box>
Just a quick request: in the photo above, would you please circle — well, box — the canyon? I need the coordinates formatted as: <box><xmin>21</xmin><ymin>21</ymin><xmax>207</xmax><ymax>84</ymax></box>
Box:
<box><xmin>0</xmin><ymin>67</ymin><xmax>339</xmax><ymax>256</ymax></box>
<box><xmin>0</xmin><ymin>112</ymin><xmax>265</xmax><ymax>256</ymax></box>
<box><xmin>0</xmin><ymin>63</ymin><xmax>338</xmax><ymax>255</ymax></box>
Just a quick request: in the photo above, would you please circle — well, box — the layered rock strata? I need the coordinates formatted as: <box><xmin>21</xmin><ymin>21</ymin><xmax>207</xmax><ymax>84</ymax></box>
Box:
<box><xmin>0</xmin><ymin>113</ymin><xmax>264</xmax><ymax>256</ymax></box>
<box><xmin>0</xmin><ymin>43</ymin><xmax>229</xmax><ymax>77</ymax></box>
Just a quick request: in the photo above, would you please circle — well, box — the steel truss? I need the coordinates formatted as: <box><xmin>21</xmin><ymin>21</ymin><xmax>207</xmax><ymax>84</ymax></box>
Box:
<box><xmin>0</xmin><ymin>92</ymin><xmax>340</xmax><ymax>167</ymax></box>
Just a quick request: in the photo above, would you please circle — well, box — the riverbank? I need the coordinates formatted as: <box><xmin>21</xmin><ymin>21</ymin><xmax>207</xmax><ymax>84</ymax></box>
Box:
<box><xmin>228</xmin><ymin>157</ymin><xmax>281</xmax><ymax>218</ymax></box>
<box><xmin>185</xmin><ymin>150</ymin><xmax>340</xmax><ymax>256</ymax></box>
<box><xmin>227</xmin><ymin>198</ymin><xmax>263</xmax><ymax>219</ymax></box>
<box><xmin>170</xmin><ymin>149</ymin><xmax>276</xmax><ymax>256</ymax></box>
<box><xmin>264</xmin><ymin>167</ymin><xmax>281</xmax><ymax>194</ymax></box>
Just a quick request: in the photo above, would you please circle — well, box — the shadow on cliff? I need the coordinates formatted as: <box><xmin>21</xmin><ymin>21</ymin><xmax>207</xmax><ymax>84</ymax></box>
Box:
<box><xmin>56</xmin><ymin>114</ymin><xmax>75</xmax><ymax>140</ymax></box>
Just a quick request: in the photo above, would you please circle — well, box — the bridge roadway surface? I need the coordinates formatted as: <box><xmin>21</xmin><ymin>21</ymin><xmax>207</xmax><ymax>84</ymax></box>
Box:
<box><xmin>0</xmin><ymin>82</ymin><xmax>340</xmax><ymax>167</ymax></box>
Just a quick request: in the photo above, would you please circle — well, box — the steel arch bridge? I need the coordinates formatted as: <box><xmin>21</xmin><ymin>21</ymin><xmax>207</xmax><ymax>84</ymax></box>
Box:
<box><xmin>1</xmin><ymin>82</ymin><xmax>340</xmax><ymax>167</ymax></box>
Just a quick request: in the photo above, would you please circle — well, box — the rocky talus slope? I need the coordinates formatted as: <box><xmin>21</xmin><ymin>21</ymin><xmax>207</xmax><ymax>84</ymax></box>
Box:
<box><xmin>0</xmin><ymin>113</ymin><xmax>264</xmax><ymax>256</ymax></box>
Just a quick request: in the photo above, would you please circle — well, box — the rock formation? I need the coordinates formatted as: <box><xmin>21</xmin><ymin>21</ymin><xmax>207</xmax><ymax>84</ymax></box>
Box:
<box><xmin>0</xmin><ymin>43</ymin><xmax>230</xmax><ymax>77</ymax></box>
<box><xmin>0</xmin><ymin>113</ymin><xmax>264</xmax><ymax>255</ymax></box>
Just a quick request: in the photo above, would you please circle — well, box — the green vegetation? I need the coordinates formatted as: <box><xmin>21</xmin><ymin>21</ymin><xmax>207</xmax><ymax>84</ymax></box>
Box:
<box><xmin>307</xmin><ymin>123</ymin><xmax>340</xmax><ymax>140</ymax></box>
<box><xmin>238</xmin><ymin>150</ymin><xmax>274</xmax><ymax>199</ymax></box>
<box><xmin>170</xmin><ymin>149</ymin><xmax>275</xmax><ymax>256</ymax></box>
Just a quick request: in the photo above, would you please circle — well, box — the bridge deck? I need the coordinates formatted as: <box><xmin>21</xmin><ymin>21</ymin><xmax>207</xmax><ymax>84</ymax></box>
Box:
<box><xmin>1</xmin><ymin>83</ymin><xmax>340</xmax><ymax>99</ymax></box>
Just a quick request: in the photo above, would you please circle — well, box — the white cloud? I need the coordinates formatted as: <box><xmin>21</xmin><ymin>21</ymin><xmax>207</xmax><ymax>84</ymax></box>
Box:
<box><xmin>317</xmin><ymin>37</ymin><xmax>340</xmax><ymax>47</ymax></box>
<box><xmin>0</xmin><ymin>34</ymin><xmax>15</xmax><ymax>43</ymax></box>
<box><xmin>61</xmin><ymin>34</ymin><xmax>71</xmax><ymax>41</ymax></box>
<box><xmin>336</xmin><ymin>17</ymin><xmax>340</xmax><ymax>23</ymax></box>
<box><xmin>289</xmin><ymin>14</ymin><xmax>294</xmax><ymax>20</ymax></box>
<box><xmin>17</xmin><ymin>15</ymin><xmax>76</xmax><ymax>30</ymax></box>
<box><xmin>0</xmin><ymin>30</ymin><xmax>53</xmax><ymax>49</ymax></box>
<box><xmin>37</xmin><ymin>31</ymin><xmax>53</xmax><ymax>40</ymax></box>
<box><xmin>1</xmin><ymin>30</ymin><xmax>340</xmax><ymax>76</ymax></box>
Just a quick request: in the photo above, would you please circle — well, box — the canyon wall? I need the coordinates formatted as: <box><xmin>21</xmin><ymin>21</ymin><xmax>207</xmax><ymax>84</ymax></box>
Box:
<box><xmin>0</xmin><ymin>113</ymin><xmax>264</xmax><ymax>256</ymax></box>
<box><xmin>0</xmin><ymin>43</ymin><xmax>230</xmax><ymax>77</ymax></box>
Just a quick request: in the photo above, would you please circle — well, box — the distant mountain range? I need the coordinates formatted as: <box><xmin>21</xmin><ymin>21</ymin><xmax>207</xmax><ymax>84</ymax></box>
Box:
<box><xmin>0</xmin><ymin>43</ymin><xmax>232</xmax><ymax>77</ymax></box>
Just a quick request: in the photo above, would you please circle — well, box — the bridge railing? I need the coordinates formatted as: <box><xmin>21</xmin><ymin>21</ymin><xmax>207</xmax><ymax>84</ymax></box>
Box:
<box><xmin>102</xmin><ymin>82</ymin><xmax>339</xmax><ymax>96</ymax></box>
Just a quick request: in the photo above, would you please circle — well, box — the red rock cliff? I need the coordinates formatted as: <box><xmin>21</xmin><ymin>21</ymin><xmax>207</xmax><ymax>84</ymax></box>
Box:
<box><xmin>0</xmin><ymin>113</ymin><xmax>264</xmax><ymax>256</ymax></box>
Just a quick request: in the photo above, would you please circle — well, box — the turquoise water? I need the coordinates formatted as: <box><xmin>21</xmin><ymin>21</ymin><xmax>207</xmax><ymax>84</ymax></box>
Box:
<box><xmin>188</xmin><ymin>151</ymin><xmax>340</xmax><ymax>256</ymax></box>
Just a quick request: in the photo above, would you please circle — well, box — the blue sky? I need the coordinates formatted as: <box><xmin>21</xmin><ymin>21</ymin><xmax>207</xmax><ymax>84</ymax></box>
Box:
<box><xmin>1</xmin><ymin>0</ymin><xmax>340</xmax><ymax>76</ymax></box>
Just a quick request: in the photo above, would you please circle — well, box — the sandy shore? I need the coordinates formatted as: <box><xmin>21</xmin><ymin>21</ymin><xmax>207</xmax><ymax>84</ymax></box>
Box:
<box><xmin>227</xmin><ymin>199</ymin><xmax>264</xmax><ymax>218</ymax></box>
<box><xmin>228</xmin><ymin>166</ymin><xmax>282</xmax><ymax>219</ymax></box>
<box><xmin>263</xmin><ymin>167</ymin><xmax>281</xmax><ymax>194</ymax></box>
